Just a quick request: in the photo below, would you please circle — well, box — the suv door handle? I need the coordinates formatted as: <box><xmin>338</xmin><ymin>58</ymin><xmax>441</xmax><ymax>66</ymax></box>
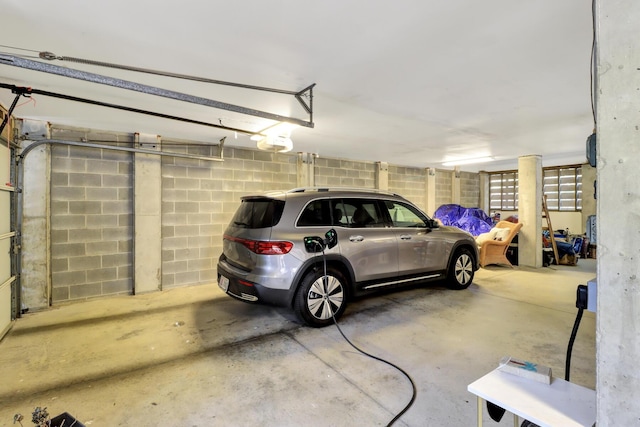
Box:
<box><xmin>349</xmin><ymin>235</ymin><xmax>364</xmax><ymax>242</ymax></box>
<box><xmin>400</xmin><ymin>234</ymin><xmax>412</xmax><ymax>240</ymax></box>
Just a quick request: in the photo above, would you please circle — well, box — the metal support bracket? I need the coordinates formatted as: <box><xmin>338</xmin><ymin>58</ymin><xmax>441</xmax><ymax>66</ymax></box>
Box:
<box><xmin>0</xmin><ymin>85</ymin><xmax>31</xmax><ymax>136</ymax></box>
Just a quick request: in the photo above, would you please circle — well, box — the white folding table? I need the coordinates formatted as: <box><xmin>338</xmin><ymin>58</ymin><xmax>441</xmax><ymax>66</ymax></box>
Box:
<box><xmin>467</xmin><ymin>368</ymin><xmax>596</xmax><ymax>427</ymax></box>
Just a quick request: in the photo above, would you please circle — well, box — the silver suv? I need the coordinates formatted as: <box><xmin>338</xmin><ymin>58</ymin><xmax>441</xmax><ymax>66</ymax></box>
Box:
<box><xmin>217</xmin><ymin>188</ymin><xmax>479</xmax><ymax>327</ymax></box>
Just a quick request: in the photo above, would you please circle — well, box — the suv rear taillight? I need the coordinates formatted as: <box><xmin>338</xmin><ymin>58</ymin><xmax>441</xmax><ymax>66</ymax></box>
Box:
<box><xmin>224</xmin><ymin>235</ymin><xmax>293</xmax><ymax>255</ymax></box>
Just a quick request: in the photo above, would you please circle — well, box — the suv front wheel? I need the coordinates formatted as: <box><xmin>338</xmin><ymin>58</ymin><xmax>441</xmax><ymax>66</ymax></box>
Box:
<box><xmin>446</xmin><ymin>248</ymin><xmax>475</xmax><ymax>290</ymax></box>
<box><xmin>294</xmin><ymin>266</ymin><xmax>347</xmax><ymax>327</ymax></box>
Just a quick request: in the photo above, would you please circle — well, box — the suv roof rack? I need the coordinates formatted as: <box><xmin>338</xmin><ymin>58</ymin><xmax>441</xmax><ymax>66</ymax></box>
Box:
<box><xmin>287</xmin><ymin>186</ymin><xmax>401</xmax><ymax>196</ymax></box>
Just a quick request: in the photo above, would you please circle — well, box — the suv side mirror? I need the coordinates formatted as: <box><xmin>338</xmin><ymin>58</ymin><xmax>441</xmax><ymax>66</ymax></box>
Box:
<box><xmin>428</xmin><ymin>219</ymin><xmax>439</xmax><ymax>228</ymax></box>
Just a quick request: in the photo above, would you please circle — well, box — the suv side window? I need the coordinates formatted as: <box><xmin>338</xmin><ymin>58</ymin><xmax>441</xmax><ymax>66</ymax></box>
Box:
<box><xmin>384</xmin><ymin>201</ymin><xmax>428</xmax><ymax>228</ymax></box>
<box><xmin>340</xmin><ymin>198</ymin><xmax>385</xmax><ymax>228</ymax></box>
<box><xmin>330</xmin><ymin>200</ymin><xmax>348</xmax><ymax>226</ymax></box>
<box><xmin>297</xmin><ymin>199</ymin><xmax>333</xmax><ymax>226</ymax></box>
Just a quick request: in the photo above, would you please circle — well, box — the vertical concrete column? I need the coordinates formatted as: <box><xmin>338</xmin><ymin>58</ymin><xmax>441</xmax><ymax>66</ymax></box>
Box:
<box><xmin>425</xmin><ymin>167</ymin><xmax>436</xmax><ymax>216</ymax></box>
<box><xmin>596</xmin><ymin>2</ymin><xmax>640</xmax><ymax>423</ymax></box>
<box><xmin>452</xmin><ymin>167</ymin><xmax>461</xmax><ymax>205</ymax></box>
<box><xmin>479</xmin><ymin>172</ymin><xmax>490</xmax><ymax>213</ymax></box>
<box><xmin>18</xmin><ymin>120</ymin><xmax>50</xmax><ymax>309</ymax></box>
<box><xmin>133</xmin><ymin>133</ymin><xmax>161</xmax><ymax>293</ymax></box>
<box><xmin>517</xmin><ymin>155</ymin><xmax>542</xmax><ymax>268</ymax></box>
<box><xmin>376</xmin><ymin>161</ymin><xmax>388</xmax><ymax>191</ymax></box>
<box><xmin>297</xmin><ymin>152</ymin><xmax>314</xmax><ymax>187</ymax></box>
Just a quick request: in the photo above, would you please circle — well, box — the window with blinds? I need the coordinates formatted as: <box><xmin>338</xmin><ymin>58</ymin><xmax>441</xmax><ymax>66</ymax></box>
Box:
<box><xmin>543</xmin><ymin>166</ymin><xmax>582</xmax><ymax>211</ymax></box>
<box><xmin>488</xmin><ymin>166</ymin><xmax>582</xmax><ymax>212</ymax></box>
<box><xmin>489</xmin><ymin>171</ymin><xmax>518</xmax><ymax>211</ymax></box>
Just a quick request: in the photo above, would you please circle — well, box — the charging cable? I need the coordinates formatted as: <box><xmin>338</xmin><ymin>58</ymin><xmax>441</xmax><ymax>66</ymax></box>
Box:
<box><xmin>565</xmin><ymin>285</ymin><xmax>588</xmax><ymax>382</ymax></box>
<box><xmin>315</xmin><ymin>242</ymin><xmax>417</xmax><ymax>426</ymax></box>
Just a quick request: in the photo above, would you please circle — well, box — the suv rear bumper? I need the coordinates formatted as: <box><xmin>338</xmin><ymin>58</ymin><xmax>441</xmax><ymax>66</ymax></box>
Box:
<box><xmin>217</xmin><ymin>263</ymin><xmax>291</xmax><ymax>307</ymax></box>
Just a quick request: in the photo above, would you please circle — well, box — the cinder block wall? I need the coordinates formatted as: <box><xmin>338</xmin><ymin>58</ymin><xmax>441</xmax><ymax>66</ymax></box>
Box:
<box><xmin>50</xmin><ymin>128</ymin><xmax>134</xmax><ymax>301</ymax></box>
<box><xmin>459</xmin><ymin>171</ymin><xmax>480</xmax><ymax>207</ymax></box>
<box><xmin>50</xmin><ymin>129</ymin><xmax>298</xmax><ymax>301</ymax></box>
<box><xmin>314</xmin><ymin>157</ymin><xmax>376</xmax><ymax>188</ymax></box>
<box><xmin>43</xmin><ymin>126</ymin><xmax>478</xmax><ymax>304</ymax></box>
<box><xmin>435</xmin><ymin>169</ymin><xmax>453</xmax><ymax>207</ymax></box>
<box><xmin>160</xmin><ymin>144</ymin><xmax>297</xmax><ymax>289</ymax></box>
<box><xmin>388</xmin><ymin>165</ymin><xmax>427</xmax><ymax>210</ymax></box>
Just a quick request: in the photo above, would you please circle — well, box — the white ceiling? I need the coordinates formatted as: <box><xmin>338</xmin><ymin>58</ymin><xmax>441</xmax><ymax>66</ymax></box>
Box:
<box><xmin>0</xmin><ymin>1</ymin><xmax>594</xmax><ymax>172</ymax></box>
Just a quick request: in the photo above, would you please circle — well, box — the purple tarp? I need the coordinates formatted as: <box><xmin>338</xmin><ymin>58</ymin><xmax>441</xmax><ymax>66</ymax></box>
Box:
<box><xmin>433</xmin><ymin>204</ymin><xmax>493</xmax><ymax>236</ymax></box>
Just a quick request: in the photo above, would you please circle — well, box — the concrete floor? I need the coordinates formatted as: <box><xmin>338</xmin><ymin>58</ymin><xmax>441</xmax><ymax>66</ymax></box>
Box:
<box><xmin>0</xmin><ymin>260</ymin><xmax>596</xmax><ymax>426</ymax></box>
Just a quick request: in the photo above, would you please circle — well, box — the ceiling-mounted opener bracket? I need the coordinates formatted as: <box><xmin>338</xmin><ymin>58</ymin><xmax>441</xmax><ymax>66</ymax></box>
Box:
<box><xmin>295</xmin><ymin>83</ymin><xmax>315</xmax><ymax>123</ymax></box>
<box><xmin>0</xmin><ymin>85</ymin><xmax>32</xmax><ymax>136</ymax></box>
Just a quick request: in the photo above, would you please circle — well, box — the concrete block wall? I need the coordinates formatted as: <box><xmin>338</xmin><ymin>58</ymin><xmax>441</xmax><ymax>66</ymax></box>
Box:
<box><xmin>459</xmin><ymin>171</ymin><xmax>480</xmax><ymax>207</ymax></box>
<box><xmin>48</xmin><ymin>131</ymin><xmax>298</xmax><ymax>301</ymax></box>
<box><xmin>314</xmin><ymin>157</ymin><xmax>376</xmax><ymax>188</ymax></box>
<box><xmin>388</xmin><ymin>165</ymin><xmax>427</xmax><ymax>210</ymax></box>
<box><xmin>435</xmin><ymin>169</ymin><xmax>453</xmax><ymax>208</ymax></box>
<box><xmin>161</xmin><ymin>145</ymin><xmax>297</xmax><ymax>289</ymax></box>
<box><xmin>50</xmin><ymin>128</ymin><xmax>134</xmax><ymax>302</ymax></box>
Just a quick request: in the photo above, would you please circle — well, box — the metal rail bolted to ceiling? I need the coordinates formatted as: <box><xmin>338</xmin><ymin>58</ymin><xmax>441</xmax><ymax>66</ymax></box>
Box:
<box><xmin>0</xmin><ymin>53</ymin><xmax>315</xmax><ymax>136</ymax></box>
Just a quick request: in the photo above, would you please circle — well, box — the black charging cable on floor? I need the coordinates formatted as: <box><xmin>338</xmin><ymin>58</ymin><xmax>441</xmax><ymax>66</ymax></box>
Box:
<box><xmin>565</xmin><ymin>284</ymin><xmax>588</xmax><ymax>382</ymax></box>
<box><xmin>314</xmin><ymin>243</ymin><xmax>417</xmax><ymax>426</ymax></box>
<box><xmin>330</xmin><ymin>309</ymin><xmax>417</xmax><ymax>426</ymax></box>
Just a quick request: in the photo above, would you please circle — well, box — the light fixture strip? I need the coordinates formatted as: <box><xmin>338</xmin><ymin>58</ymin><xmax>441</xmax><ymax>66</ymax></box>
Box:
<box><xmin>442</xmin><ymin>157</ymin><xmax>494</xmax><ymax>167</ymax></box>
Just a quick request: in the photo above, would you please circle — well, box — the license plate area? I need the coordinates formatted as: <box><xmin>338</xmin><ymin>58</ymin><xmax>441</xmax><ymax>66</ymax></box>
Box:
<box><xmin>218</xmin><ymin>275</ymin><xmax>230</xmax><ymax>292</ymax></box>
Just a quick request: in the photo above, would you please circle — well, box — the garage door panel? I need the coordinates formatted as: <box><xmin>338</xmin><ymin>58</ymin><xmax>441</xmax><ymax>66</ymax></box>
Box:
<box><xmin>0</xmin><ymin>238</ymin><xmax>10</xmax><ymax>283</ymax></box>
<box><xmin>0</xmin><ymin>277</ymin><xmax>11</xmax><ymax>337</ymax></box>
<box><xmin>0</xmin><ymin>145</ymin><xmax>8</xmax><ymax>188</ymax></box>
<box><xmin>0</xmin><ymin>191</ymin><xmax>9</xmax><ymax>234</ymax></box>
<box><xmin>0</xmin><ymin>114</ymin><xmax>13</xmax><ymax>339</ymax></box>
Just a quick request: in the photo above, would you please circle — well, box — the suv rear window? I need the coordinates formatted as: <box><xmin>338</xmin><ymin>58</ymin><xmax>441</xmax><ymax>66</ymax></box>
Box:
<box><xmin>232</xmin><ymin>198</ymin><xmax>285</xmax><ymax>229</ymax></box>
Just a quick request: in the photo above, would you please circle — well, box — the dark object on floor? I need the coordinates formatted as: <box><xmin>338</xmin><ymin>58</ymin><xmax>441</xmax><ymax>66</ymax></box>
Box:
<box><xmin>433</xmin><ymin>204</ymin><xmax>493</xmax><ymax>236</ymax></box>
<box><xmin>506</xmin><ymin>245</ymin><xmax>518</xmax><ymax>266</ymax></box>
<box><xmin>487</xmin><ymin>401</ymin><xmax>506</xmax><ymax>421</ymax></box>
<box><xmin>50</xmin><ymin>412</ymin><xmax>85</xmax><ymax>427</ymax></box>
<box><xmin>556</xmin><ymin>240</ymin><xmax>577</xmax><ymax>265</ymax></box>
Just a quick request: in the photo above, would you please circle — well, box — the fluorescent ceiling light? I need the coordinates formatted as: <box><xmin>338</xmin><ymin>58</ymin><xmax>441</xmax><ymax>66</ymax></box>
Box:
<box><xmin>442</xmin><ymin>156</ymin><xmax>494</xmax><ymax>167</ymax></box>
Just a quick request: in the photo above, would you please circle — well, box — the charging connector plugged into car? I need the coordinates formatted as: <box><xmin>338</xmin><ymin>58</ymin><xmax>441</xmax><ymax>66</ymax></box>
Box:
<box><xmin>576</xmin><ymin>284</ymin><xmax>588</xmax><ymax>310</ymax></box>
<box><xmin>304</xmin><ymin>229</ymin><xmax>338</xmax><ymax>253</ymax></box>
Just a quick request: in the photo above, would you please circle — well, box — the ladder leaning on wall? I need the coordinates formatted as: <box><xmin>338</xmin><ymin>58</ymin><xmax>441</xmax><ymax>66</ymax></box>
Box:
<box><xmin>542</xmin><ymin>195</ymin><xmax>559</xmax><ymax>265</ymax></box>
